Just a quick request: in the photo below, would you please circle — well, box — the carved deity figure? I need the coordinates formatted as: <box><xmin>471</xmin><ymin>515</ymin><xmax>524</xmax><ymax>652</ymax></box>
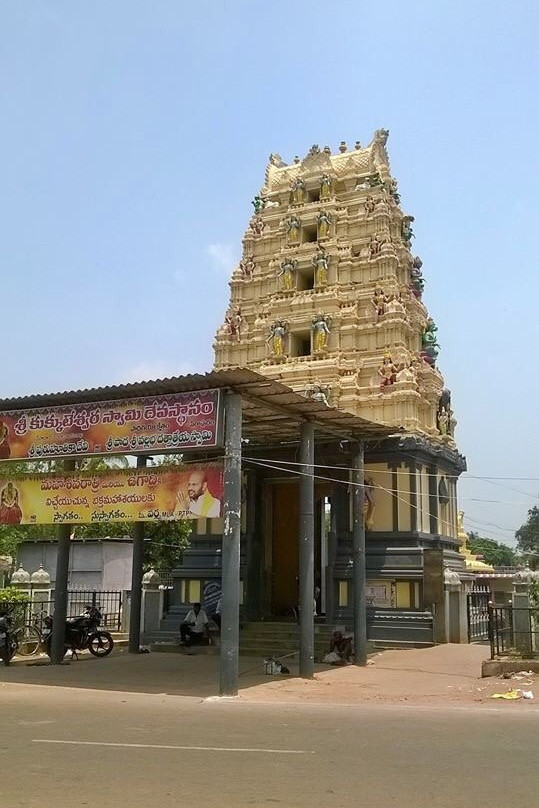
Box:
<box><xmin>311</xmin><ymin>314</ymin><xmax>331</xmax><ymax>353</ymax></box>
<box><xmin>355</xmin><ymin>177</ymin><xmax>370</xmax><ymax>191</ymax></box>
<box><xmin>317</xmin><ymin>210</ymin><xmax>331</xmax><ymax>239</ymax></box>
<box><xmin>309</xmin><ymin>384</ymin><xmax>330</xmax><ymax>407</ymax></box>
<box><xmin>378</xmin><ymin>353</ymin><xmax>398</xmax><ymax>390</ymax></box>
<box><xmin>268</xmin><ymin>321</ymin><xmax>287</xmax><ymax>357</ymax></box>
<box><xmin>375</xmin><ymin>196</ymin><xmax>389</xmax><ymax>214</ymax></box>
<box><xmin>225</xmin><ymin>307</ymin><xmax>243</xmax><ymax>339</ymax></box>
<box><xmin>386</xmin><ymin>294</ymin><xmax>406</xmax><ymax>315</ymax></box>
<box><xmin>250</xmin><ymin>216</ymin><xmax>264</xmax><ymax>236</ymax></box>
<box><xmin>375</xmin><ymin>128</ymin><xmax>389</xmax><ymax>147</ymax></box>
<box><xmin>239</xmin><ymin>254</ymin><xmax>255</xmax><ymax>278</ymax></box>
<box><xmin>252</xmin><ymin>196</ymin><xmax>263</xmax><ymax>214</ymax></box>
<box><xmin>410</xmin><ymin>255</ymin><xmax>425</xmax><ymax>298</ymax></box>
<box><xmin>437</xmin><ymin>389</ymin><xmax>454</xmax><ymax>436</ymax></box>
<box><xmin>396</xmin><ymin>360</ymin><xmax>416</xmax><ymax>383</ymax></box>
<box><xmin>372</xmin><ymin>288</ymin><xmax>387</xmax><ymax>320</ymax></box>
<box><xmin>369</xmin><ymin>234</ymin><xmax>382</xmax><ymax>259</ymax></box>
<box><xmin>386</xmin><ymin>177</ymin><xmax>400</xmax><ymax>204</ymax></box>
<box><xmin>438</xmin><ymin>407</ymin><xmax>449</xmax><ymax>435</ymax></box>
<box><xmin>290</xmin><ymin>177</ymin><xmax>306</xmax><ymax>205</ymax></box>
<box><xmin>401</xmin><ymin>215</ymin><xmax>415</xmax><ymax>245</ymax></box>
<box><xmin>320</xmin><ymin>173</ymin><xmax>332</xmax><ymax>201</ymax></box>
<box><xmin>312</xmin><ymin>248</ymin><xmax>329</xmax><ymax>286</ymax></box>
<box><xmin>421</xmin><ymin>318</ymin><xmax>440</xmax><ymax>365</ymax></box>
<box><xmin>278</xmin><ymin>258</ymin><xmax>297</xmax><ymax>291</ymax></box>
<box><xmin>286</xmin><ymin>215</ymin><xmax>301</xmax><ymax>243</ymax></box>
<box><xmin>364</xmin><ymin>196</ymin><xmax>376</xmax><ymax>214</ymax></box>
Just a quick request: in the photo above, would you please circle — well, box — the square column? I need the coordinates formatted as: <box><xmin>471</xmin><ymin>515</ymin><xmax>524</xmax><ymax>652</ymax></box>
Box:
<box><xmin>299</xmin><ymin>421</ymin><xmax>315</xmax><ymax>678</ymax></box>
<box><xmin>351</xmin><ymin>443</ymin><xmax>367</xmax><ymax>666</ymax></box>
<box><xmin>220</xmin><ymin>392</ymin><xmax>243</xmax><ymax>696</ymax></box>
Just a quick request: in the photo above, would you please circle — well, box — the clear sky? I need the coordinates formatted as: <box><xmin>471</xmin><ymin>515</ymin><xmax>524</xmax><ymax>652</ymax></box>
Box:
<box><xmin>1</xmin><ymin>0</ymin><xmax>538</xmax><ymax>544</ymax></box>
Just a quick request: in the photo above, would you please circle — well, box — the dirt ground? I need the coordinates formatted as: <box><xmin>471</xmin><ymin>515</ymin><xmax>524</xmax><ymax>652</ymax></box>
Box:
<box><xmin>3</xmin><ymin>643</ymin><xmax>537</xmax><ymax>709</ymax></box>
<box><xmin>239</xmin><ymin>644</ymin><xmax>539</xmax><ymax>708</ymax></box>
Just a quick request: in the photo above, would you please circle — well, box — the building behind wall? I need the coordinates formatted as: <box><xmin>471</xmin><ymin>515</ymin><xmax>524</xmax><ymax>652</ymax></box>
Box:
<box><xmin>17</xmin><ymin>537</ymin><xmax>133</xmax><ymax>591</ymax></box>
<box><xmin>171</xmin><ymin>131</ymin><xmax>468</xmax><ymax>643</ymax></box>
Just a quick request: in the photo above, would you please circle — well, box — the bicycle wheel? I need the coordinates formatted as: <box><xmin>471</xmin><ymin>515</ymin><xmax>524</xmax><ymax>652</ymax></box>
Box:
<box><xmin>15</xmin><ymin>624</ymin><xmax>42</xmax><ymax>656</ymax></box>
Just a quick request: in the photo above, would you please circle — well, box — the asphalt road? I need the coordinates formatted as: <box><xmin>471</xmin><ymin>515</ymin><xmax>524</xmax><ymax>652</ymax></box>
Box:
<box><xmin>1</xmin><ymin>682</ymin><xmax>537</xmax><ymax>808</ymax></box>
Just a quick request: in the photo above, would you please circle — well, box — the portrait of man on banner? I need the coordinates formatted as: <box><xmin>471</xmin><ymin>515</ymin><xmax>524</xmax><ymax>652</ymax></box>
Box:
<box><xmin>175</xmin><ymin>468</ymin><xmax>222</xmax><ymax>519</ymax></box>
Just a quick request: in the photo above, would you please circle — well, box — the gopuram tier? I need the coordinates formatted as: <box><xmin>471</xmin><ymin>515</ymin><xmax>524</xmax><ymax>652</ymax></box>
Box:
<box><xmin>215</xmin><ymin>131</ymin><xmax>458</xmax><ymax>446</ymax></box>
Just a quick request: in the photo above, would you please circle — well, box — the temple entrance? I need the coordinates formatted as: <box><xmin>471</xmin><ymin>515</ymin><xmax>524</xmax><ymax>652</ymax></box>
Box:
<box><xmin>269</xmin><ymin>480</ymin><xmax>327</xmax><ymax>618</ymax></box>
<box><xmin>271</xmin><ymin>481</ymin><xmax>299</xmax><ymax>616</ymax></box>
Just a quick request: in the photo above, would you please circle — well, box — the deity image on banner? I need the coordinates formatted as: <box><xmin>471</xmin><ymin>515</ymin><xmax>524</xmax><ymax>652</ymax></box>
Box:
<box><xmin>0</xmin><ymin>421</ymin><xmax>11</xmax><ymax>459</ymax></box>
<box><xmin>0</xmin><ymin>482</ymin><xmax>23</xmax><ymax>524</ymax></box>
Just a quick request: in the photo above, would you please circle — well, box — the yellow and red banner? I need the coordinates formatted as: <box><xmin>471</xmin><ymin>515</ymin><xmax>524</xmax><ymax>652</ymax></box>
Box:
<box><xmin>0</xmin><ymin>390</ymin><xmax>222</xmax><ymax>461</ymax></box>
<box><xmin>0</xmin><ymin>464</ymin><xmax>224</xmax><ymax>525</ymax></box>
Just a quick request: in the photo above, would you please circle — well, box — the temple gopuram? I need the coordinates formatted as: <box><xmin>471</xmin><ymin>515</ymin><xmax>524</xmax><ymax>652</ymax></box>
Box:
<box><xmin>207</xmin><ymin>130</ymin><xmax>467</xmax><ymax>641</ymax></box>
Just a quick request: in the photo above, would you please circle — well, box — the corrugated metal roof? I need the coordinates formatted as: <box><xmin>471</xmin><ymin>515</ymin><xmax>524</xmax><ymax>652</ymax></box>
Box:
<box><xmin>0</xmin><ymin>368</ymin><xmax>396</xmax><ymax>444</ymax></box>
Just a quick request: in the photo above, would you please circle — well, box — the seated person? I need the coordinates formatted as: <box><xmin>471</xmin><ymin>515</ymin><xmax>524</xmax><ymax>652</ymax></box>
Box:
<box><xmin>324</xmin><ymin>631</ymin><xmax>353</xmax><ymax>665</ymax></box>
<box><xmin>179</xmin><ymin>602</ymin><xmax>209</xmax><ymax>646</ymax></box>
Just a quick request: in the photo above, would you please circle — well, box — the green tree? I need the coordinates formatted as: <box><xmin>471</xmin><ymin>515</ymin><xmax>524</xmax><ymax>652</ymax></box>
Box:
<box><xmin>467</xmin><ymin>532</ymin><xmax>520</xmax><ymax>567</ymax></box>
<box><xmin>515</xmin><ymin>506</ymin><xmax>539</xmax><ymax>569</ymax></box>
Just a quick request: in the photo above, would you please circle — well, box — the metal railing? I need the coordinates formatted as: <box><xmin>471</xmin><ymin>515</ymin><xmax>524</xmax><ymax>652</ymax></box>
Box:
<box><xmin>488</xmin><ymin>603</ymin><xmax>538</xmax><ymax>659</ymax></box>
<box><xmin>17</xmin><ymin>590</ymin><xmax>123</xmax><ymax>632</ymax></box>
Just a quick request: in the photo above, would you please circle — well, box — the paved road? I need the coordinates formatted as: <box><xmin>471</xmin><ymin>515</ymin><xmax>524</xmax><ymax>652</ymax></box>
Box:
<box><xmin>1</xmin><ymin>682</ymin><xmax>536</xmax><ymax>808</ymax></box>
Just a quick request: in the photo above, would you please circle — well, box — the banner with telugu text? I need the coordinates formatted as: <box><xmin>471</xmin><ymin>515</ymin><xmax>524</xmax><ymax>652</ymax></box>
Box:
<box><xmin>0</xmin><ymin>390</ymin><xmax>222</xmax><ymax>461</ymax></box>
<box><xmin>0</xmin><ymin>464</ymin><xmax>224</xmax><ymax>525</ymax></box>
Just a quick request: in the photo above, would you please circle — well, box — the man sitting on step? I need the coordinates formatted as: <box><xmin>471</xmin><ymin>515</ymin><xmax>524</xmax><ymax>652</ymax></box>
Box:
<box><xmin>179</xmin><ymin>602</ymin><xmax>210</xmax><ymax>647</ymax></box>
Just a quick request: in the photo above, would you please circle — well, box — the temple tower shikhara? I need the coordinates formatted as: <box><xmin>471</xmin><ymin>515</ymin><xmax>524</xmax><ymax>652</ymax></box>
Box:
<box><xmin>214</xmin><ymin>130</ymin><xmax>455</xmax><ymax>444</ymax></box>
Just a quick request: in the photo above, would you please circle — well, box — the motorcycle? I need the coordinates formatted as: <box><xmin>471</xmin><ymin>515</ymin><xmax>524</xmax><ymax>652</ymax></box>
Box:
<box><xmin>43</xmin><ymin>605</ymin><xmax>114</xmax><ymax>661</ymax></box>
<box><xmin>0</xmin><ymin>609</ymin><xmax>17</xmax><ymax>666</ymax></box>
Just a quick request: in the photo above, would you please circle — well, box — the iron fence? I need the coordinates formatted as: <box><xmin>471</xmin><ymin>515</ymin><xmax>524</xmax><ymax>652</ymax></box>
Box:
<box><xmin>466</xmin><ymin>586</ymin><xmax>491</xmax><ymax>641</ymax></box>
<box><xmin>488</xmin><ymin>603</ymin><xmax>538</xmax><ymax>659</ymax></box>
<box><xmin>19</xmin><ymin>590</ymin><xmax>123</xmax><ymax>632</ymax></box>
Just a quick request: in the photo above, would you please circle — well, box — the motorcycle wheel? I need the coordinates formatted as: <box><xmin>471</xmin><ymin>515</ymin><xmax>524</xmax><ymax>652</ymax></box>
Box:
<box><xmin>88</xmin><ymin>631</ymin><xmax>114</xmax><ymax>658</ymax></box>
<box><xmin>0</xmin><ymin>638</ymin><xmax>17</xmax><ymax>666</ymax></box>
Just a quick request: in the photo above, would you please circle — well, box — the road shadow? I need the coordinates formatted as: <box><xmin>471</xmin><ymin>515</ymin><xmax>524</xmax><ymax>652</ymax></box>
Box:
<box><xmin>0</xmin><ymin>648</ymin><xmax>282</xmax><ymax>698</ymax></box>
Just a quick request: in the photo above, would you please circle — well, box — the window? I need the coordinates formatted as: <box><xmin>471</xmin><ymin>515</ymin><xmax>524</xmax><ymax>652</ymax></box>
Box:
<box><xmin>338</xmin><ymin>581</ymin><xmax>349</xmax><ymax>607</ymax></box>
<box><xmin>302</xmin><ymin>224</ymin><xmax>318</xmax><ymax>243</ymax></box>
<box><xmin>307</xmin><ymin>188</ymin><xmax>320</xmax><ymax>203</ymax></box>
<box><xmin>291</xmin><ymin>331</ymin><xmax>312</xmax><ymax>357</ymax></box>
<box><xmin>297</xmin><ymin>268</ymin><xmax>315</xmax><ymax>290</ymax></box>
<box><xmin>180</xmin><ymin>579</ymin><xmax>201</xmax><ymax>603</ymax></box>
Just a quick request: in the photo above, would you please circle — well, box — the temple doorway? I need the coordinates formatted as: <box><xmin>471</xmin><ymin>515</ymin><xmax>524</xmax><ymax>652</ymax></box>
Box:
<box><xmin>269</xmin><ymin>480</ymin><xmax>328</xmax><ymax>618</ymax></box>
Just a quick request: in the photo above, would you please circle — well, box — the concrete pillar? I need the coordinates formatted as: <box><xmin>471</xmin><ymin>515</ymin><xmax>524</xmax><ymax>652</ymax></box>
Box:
<box><xmin>447</xmin><ymin>584</ymin><xmax>468</xmax><ymax>643</ymax></box>
<box><xmin>128</xmin><ymin>455</ymin><xmax>148</xmax><ymax>653</ymax></box>
<box><xmin>141</xmin><ymin>570</ymin><xmax>163</xmax><ymax>638</ymax></box>
<box><xmin>351</xmin><ymin>443</ymin><xmax>367</xmax><ymax>666</ymax></box>
<box><xmin>512</xmin><ymin>571</ymin><xmax>532</xmax><ymax>656</ymax></box>
<box><xmin>50</xmin><ymin>456</ymin><xmax>76</xmax><ymax>665</ymax></box>
<box><xmin>29</xmin><ymin>565</ymin><xmax>52</xmax><ymax>616</ymax></box>
<box><xmin>220</xmin><ymin>391</ymin><xmax>242</xmax><ymax>697</ymax></box>
<box><xmin>299</xmin><ymin>421</ymin><xmax>315</xmax><ymax>679</ymax></box>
